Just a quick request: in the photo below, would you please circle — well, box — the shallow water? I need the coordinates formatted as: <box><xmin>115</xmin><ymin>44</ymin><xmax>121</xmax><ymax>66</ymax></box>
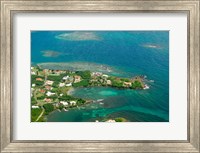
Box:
<box><xmin>47</xmin><ymin>86</ymin><xmax>168</xmax><ymax>122</ymax></box>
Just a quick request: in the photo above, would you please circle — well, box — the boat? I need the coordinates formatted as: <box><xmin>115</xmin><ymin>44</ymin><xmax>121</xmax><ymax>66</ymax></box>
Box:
<box><xmin>143</xmin><ymin>84</ymin><xmax>150</xmax><ymax>90</ymax></box>
<box><xmin>97</xmin><ymin>99</ymin><xmax>104</xmax><ymax>102</ymax></box>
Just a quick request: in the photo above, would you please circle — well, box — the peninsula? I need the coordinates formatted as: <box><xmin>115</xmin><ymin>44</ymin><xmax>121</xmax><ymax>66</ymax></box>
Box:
<box><xmin>31</xmin><ymin>65</ymin><xmax>149</xmax><ymax>122</ymax></box>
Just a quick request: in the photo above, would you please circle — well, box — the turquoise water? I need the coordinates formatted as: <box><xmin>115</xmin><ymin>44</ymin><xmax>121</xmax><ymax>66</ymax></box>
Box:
<box><xmin>31</xmin><ymin>31</ymin><xmax>169</xmax><ymax>122</ymax></box>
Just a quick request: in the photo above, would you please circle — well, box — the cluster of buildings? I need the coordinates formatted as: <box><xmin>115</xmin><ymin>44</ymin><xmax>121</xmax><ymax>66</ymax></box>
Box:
<box><xmin>31</xmin><ymin>66</ymin><xmax>149</xmax><ymax>112</ymax></box>
<box><xmin>58</xmin><ymin>100</ymin><xmax>77</xmax><ymax>107</ymax></box>
<box><xmin>31</xmin><ymin>66</ymin><xmax>86</xmax><ymax>109</ymax></box>
<box><xmin>90</xmin><ymin>72</ymin><xmax>139</xmax><ymax>88</ymax></box>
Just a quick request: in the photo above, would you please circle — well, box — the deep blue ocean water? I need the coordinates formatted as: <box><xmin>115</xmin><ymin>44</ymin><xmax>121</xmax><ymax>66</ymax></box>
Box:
<box><xmin>31</xmin><ymin>31</ymin><xmax>169</xmax><ymax>122</ymax></box>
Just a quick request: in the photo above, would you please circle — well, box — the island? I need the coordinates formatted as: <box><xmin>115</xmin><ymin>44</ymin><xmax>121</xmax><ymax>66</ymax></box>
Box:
<box><xmin>31</xmin><ymin>65</ymin><xmax>149</xmax><ymax>122</ymax></box>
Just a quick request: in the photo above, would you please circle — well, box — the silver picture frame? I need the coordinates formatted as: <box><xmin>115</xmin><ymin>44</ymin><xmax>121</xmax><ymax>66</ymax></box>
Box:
<box><xmin>0</xmin><ymin>0</ymin><xmax>199</xmax><ymax>152</ymax></box>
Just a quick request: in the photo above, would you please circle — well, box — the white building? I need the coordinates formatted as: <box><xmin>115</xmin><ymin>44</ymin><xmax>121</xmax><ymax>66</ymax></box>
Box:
<box><xmin>45</xmin><ymin>80</ymin><xmax>54</xmax><ymax>86</ymax></box>
<box><xmin>63</xmin><ymin>76</ymin><xmax>69</xmax><ymax>80</ymax></box>
<box><xmin>74</xmin><ymin>76</ymin><xmax>81</xmax><ymax>83</ymax></box>
<box><xmin>32</xmin><ymin>84</ymin><xmax>36</xmax><ymax>87</ymax></box>
<box><xmin>59</xmin><ymin>82</ymin><xmax>65</xmax><ymax>87</ymax></box>
<box><xmin>102</xmin><ymin>74</ymin><xmax>109</xmax><ymax>78</ymax></box>
<box><xmin>69</xmin><ymin>101</ymin><xmax>76</xmax><ymax>105</ymax></box>
<box><xmin>46</xmin><ymin>91</ymin><xmax>56</xmax><ymax>96</ymax></box>
<box><xmin>106</xmin><ymin>80</ymin><xmax>112</xmax><ymax>85</ymax></box>
<box><xmin>32</xmin><ymin>106</ymin><xmax>39</xmax><ymax>109</ymax></box>
<box><xmin>31</xmin><ymin>71</ymin><xmax>36</xmax><ymax>75</ymax></box>
<box><xmin>66</xmin><ymin>83</ymin><xmax>72</xmax><ymax>87</ymax></box>
<box><xmin>60</xmin><ymin>101</ymin><xmax>68</xmax><ymax>106</ymax></box>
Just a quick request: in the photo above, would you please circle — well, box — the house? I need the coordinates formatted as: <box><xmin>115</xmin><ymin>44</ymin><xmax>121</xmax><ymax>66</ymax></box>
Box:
<box><xmin>91</xmin><ymin>72</ymin><xmax>103</xmax><ymax>77</ymax></box>
<box><xmin>32</xmin><ymin>84</ymin><xmax>36</xmax><ymax>87</ymax></box>
<box><xmin>69</xmin><ymin>101</ymin><xmax>76</xmax><ymax>105</ymax></box>
<box><xmin>39</xmin><ymin>89</ymin><xmax>45</xmax><ymax>93</ymax></box>
<box><xmin>60</xmin><ymin>93</ymin><xmax>63</xmax><ymax>96</ymax></box>
<box><xmin>46</xmin><ymin>91</ymin><xmax>55</xmax><ymax>96</ymax></box>
<box><xmin>63</xmin><ymin>76</ymin><xmax>69</xmax><ymax>80</ymax></box>
<box><xmin>63</xmin><ymin>76</ymin><xmax>74</xmax><ymax>83</ymax></box>
<box><xmin>44</xmin><ymin>98</ymin><xmax>52</xmax><ymax>102</ymax></box>
<box><xmin>36</xmin><ymin>78</ymin><xmax>43</xmax><ymax>81</ymax></box>
<box><xmin>59</xmin><ymin>82</ymin><xmax>65</xmax><ymax>87</ymax></box>
<box><xmin>102</xmin><ymin>74</ymin><xmax>109</xmax><ymax>79</ymax></box>
<box><xmin>32</xmin><ymin>106</ymin><xmax>39</xmax><ymax>109</ymax></box>
<box><xmin>74</xmin><ymin>76</ymin><xmax>81</xmax><ymax>83</ymax></box>
<box><xmin>106</xmin><ymin>80</ymin><xmax>112</xmax><ymax>85</ymax></box>
<box><xmin>45</xmin><ymin>80</ymin><xmax>54</xmax><ymax>86</ymax></box>
<box><xmin>60</xmin><ymin>101</ymin><xmax>68</xmax><ymax>106</ymax></box>
<box><xmin>123</xmin><ymin>82</ymin><xmax>132</xmax><ymax>87</ymax></box>
<box><xmin>45</xmin><ymin>85</ymin><xmax>52</xmax><ymax>90</ymax></box>
<box><xmin>66</xmin><ymin>83</ymin><xmax>72</xmax><ymax>87</ymax></box>
<box><xmin>31</xmin><ymin>71</ymin><xmax>36</xmax><ymax>75</ymax></box>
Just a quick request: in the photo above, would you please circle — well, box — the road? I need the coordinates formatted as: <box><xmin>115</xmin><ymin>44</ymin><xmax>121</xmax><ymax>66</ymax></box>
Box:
<box><xmin>35</xmin><ymin>107</ymin><xmax>45</xmax><ymax>122</ymax></box>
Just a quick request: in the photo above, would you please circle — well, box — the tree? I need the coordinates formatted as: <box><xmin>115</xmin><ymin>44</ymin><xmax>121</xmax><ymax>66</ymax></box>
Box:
<box><xmin>58</xmin><ymin>104</ymin><xmax>64</xmax><ymax>110</ymax></box>
<box><xmin>75</xmin><ymin>71</ymin><xmax>91</xmax><ymax>79</ymax></box>
<box><xmin>31</xmin><ymin>108</ymin><xmax>42</xmax><ymax>122</ymax></box>
<box><xmin>59</xmin><ymin>95</ymin><xmax>76</xmax><ymax>101</ymax></box>
<box><xmin>35</xmin><ymin>80</ymin><xmax>44</xmax><ymax>86</ymax></box>
<box><xmin>112</xmin><ymin>80</ymin><xmax>123</xmax><ymax>88</ymax></box>
<box><xmin>114</xmin><ymin>117</ymin><xmax>127</xmax><ymax>122</ymax></box>
<box><xmin>131</xmin><ymin>80</ymin><xmax>143</xmax><ymax>89</ymax></box>
<box><xmin>77</xmin><ymin>98</ymin><xmax>86</xmax><ymax>105</ymax></box>
<box><xmin>43</xmin><ymin>103</ymin><xmax>54</xmax><ymax>114</ymax></box>
<box><xmin>120</xmin><ymin>78</ymin><xmax>130</xmax><ymax>82</ymax></box>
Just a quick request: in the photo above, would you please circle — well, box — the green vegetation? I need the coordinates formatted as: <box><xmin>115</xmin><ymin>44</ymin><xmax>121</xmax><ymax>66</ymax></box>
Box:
<box><xmin>34</xmin><ymin>80</ymin><xmax>44</xmax><ymax>86</ymax></box>
<box><xmin>131</xmin><ymin>80</ymin><xmax>143</xmax><ymax>89</ymax></box>
<box><xmin>112</xmin><ymin>80</ymin><xmax>123</xmax><ymax>88</ymax></box>
<box><xmin>114</xmin><ymin>117</ymin><xmax>127</xmax><ymax>122</ymax></box>
<box><xmin>47</xmin><ymin>74</ymin><xmax>66</xmax><ymax>82</ymax></box>
<box><xmin>57</xmin><ymin>87</ymin><xmax>70</xmax><ymax>94</ymax></box>
<box><xmin>75</xmin><ymin>70</ymin><xmax>91</xmax><ymax>79</ymax></box>
<box><xmin>31</xmin><ymin>97</ymin><xmax>37</xmax><ymax>105</ymax></box>
<box><xmin>37</xmin><ymin>116</ymin><xmax>45</xmax><ymax>122</ymax></box>
<box><xmin>37</xmin><ymin>95</ymin><xmax>46</xmax><ymax>100</ymax></box>
<box><xmin>43</xmin><ymin>103</ymin><xmax>54</xmax><ymax>114</ymax></box>
<box><xmin>120</xmin><ymin>78</ymin><xmax>130</xmax><ymax>82</ymax></box>
<box><xmin>77</xmin><ymin>98</ymin><xmax>86</xmax><ymax>105</ymax></box>
<box><xmin>73</xmin><ymin>79</ymin><xmax>90</xmax><ymax>87</ymax></box>
<box><xmin>52</xmin><ymin>81</ymin><xmax>60</xmax><ymax>87</ymax></box>
<box><xmin>58</xmin><ymin>95</ymin><xmax>76</xmax><ymax>101</ymax></box>
<box><xmin>58</xmin><ymin>104</ymin><xmax>64</xmax><ymax>110</ymax></box>
<box><xmin>31</xmin><ymin>108</ymin><xmax>43</xmax><ymax>122</ymax></box>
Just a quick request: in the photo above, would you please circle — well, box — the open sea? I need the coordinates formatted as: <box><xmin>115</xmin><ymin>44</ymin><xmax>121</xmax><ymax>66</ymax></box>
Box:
<box><xmin>31</xmin><ymin>31</ymin><xmax>169</xmax><ymax>122</ymax></box>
